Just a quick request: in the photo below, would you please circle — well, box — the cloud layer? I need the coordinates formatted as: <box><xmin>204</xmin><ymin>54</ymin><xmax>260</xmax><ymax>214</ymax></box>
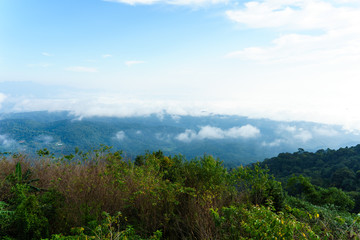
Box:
<box><xmin>226</xmin><ymin>0</ymin><xmax>360</xmax><ymax>65</ymax></box>
<box><xmin>226</xmin><ymin>0</ymin><xmax>360</xmax><ymax>31</ymax></box>
<box><xmin>0</xmin><ymin>93</ymin><xmax>6</xmax><ymax>110</ymax></box>
<box><xmin>176</xmin><ymin>124</ymin><xmax>260</xmax><ymax>142</ymax></box>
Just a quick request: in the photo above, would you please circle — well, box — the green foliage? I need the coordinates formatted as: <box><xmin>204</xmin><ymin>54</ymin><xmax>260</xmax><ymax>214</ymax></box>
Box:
<box><xmin>285</xmin><ymin>196</ymin><xmax>360</xmax><ymax>239</ymax></box>
<box><xmin>91</xmin><ymin>212</ymin><xmax>162</xmax><ymax>240</ymax></box>
<box><xmin>12</xmin><ymin>185</ymin><xmax>49</xmax><ymax>240</ymax></box>
<box><xmin>231</xmin><ymin>163</ymin><xmax>284</xmax><ymax>211</ymax></box>
<box><xmin>262</xmin><ymin>145</ymin><xmax>360</xmax><ymax>193</ymax></box>
<box><xmin>42</xmin><ymin>212</ymin><xmax>162</xmax><ymax>240</ymax></box>
<box><xmin>212</xmin><ymin>204</ymin><xmax>319</xmax><ymax>239</ymax></box>
<box><xmin>287</xmin><ymin>175</ymin><xmax>354</xmax><ymax>211</ymax></box>
<box><xmin>37</xmin><ymin>148</ymin><xmax>54</xmax><ymax>158</ymax></box>
<box><xmin>6</xmin><ymin>162</ymin><xmax>41</xmax><ymax>192</ymax></box>
<box><xmin>0</xmin><ymin>201</ymin><xmax>14</xmax><ymax>236</ymax></box>
<box><xmin>2</xmin><ymin>147</ymin><xmax>360</xmax><ymax>239</ymax></box>
<box><xmin>0</xmin><ymin>162</ymin><xmax>63</xmax><ymax>240</ymax></box>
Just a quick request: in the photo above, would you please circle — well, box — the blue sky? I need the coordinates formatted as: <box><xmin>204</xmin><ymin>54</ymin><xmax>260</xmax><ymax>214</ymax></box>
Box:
<box><xmin>1</xmin><ymin>0</ymin><xmax>360</xmax><ymax>129</ymax></box>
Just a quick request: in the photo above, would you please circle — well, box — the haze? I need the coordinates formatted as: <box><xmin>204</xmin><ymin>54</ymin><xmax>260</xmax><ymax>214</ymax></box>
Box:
<box><xmin>1</xmin><ymin>0</ymin><xmax>360</xmax><ymax>130</ymax></box>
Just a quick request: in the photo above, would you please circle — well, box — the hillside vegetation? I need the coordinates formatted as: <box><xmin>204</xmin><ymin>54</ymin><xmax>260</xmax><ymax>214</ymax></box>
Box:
<box><xmin>1</xmin><ymin>146</ymin><xmax>360</xmax><ymax>239</ymax></box>
<box><xmin>262</xmin><ymin>144</ymin><xmax>360</xmax><ymax>213</ymax></box>
<box><xmin>2</xmin><ymin>111</ymin><xmax>360</xmax><ymax>166</ymax></box>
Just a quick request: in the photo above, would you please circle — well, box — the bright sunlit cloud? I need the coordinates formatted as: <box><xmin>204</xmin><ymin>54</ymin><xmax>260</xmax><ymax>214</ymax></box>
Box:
<box><xmin>226</xmin><ymin>0</ymin><xmax>360</xmax><ymax>30</ymax></box>
<box><xmin>226</xmin><ymin>0</ymin><xmax>360</xmax><ymax>65</ymax></box>
<box><xmin>175</xmin><ymin>125</ymin><xmax>260</xmax><ymax>142</ymax></box>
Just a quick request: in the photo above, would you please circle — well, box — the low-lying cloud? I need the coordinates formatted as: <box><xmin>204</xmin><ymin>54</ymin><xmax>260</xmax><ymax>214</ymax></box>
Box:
<box><xmin>312</xmin><ymin>127</ymin><xmax>339</xmax><ymax>137</ymax></box>
<box><xmin>293</xmin><ymin>130</ymin><xmax>312</xmax><ymax>142</ymax></box>
<box><xmin>176</xmin><ymin>125</ymin><xmax>260</xmax><ymax>142</ymax></box>
<box><xmin>3</xmin><ymin>89</ymin><xmax>360</xmax><ymax>131</ymax></box>
<box><xmin>155</xmin><ymin>133</ymin><xmax>172</xmax><ymax>142</ymax></box>
<box><xmin>262</xmin><ymin>139</ymin><xmax>284</xmax><ymax>147</ymax></box>
<box><xmin>34</xmin><ymin>135</ymin><xmax>54</xmax><ymax>145</ymax></box>
<box><xmin>115</xmin><ymin>131</ymin><xmax>126</xmax><ymax>141</ymax></box>
<box><xmin>280</xmin><ymin>125</ymin><xmax>313</xmax><ymax>142</ymax></box>
<box><xmin>0</xmin><ymin>134</ymin><xmax>17</xmax><ymax>148</ymax></box>
<box><xmin>0</xmin><ymin>93</ymin><xmax>6</xmax><ymax>109</ymax></box>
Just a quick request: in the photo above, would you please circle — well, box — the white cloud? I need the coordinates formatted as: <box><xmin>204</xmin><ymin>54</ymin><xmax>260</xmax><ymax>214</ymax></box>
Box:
<box><xmin>115</xmin><ymin>131</ymin><xmax>126</xmax><ymax>140</ymax></box>
<box><xmin>176</xmin><ymin>129</ymin><xmax>198</xmax><ymax>142</ymax></box>
<box><xmin>279</xmin><ymin>125</ymin><xmax>313</xmax><ymax>142</ymax></box>
<box><xmin>102</xmin><ymin>54</ymin><xmax>112</xmax><ymax>58</ymax></box>
<box><xmin>226</xmin><ymin>124</ymin><xmax>261</xmax><ymax>138</ymax></box>
<box><xmin>226</xmin><ymin>0</ymin><xmax>360</xmax><ymax>65</ymax></box>
<box><xmin>125</xmin><ymin>60</ymin><xmax>145</xmax><ymax>66</ymax></box>
<box><xmin>0</xmin><ymin>93</ymin><xmax>6</xmax><ymax>109</ymax></box>
<box><xmin>171</xmin><ymin>115</ymin><xmax>181</xmax><ymax>122</ymax></box>
<box><xmin>221</xmin><ymin>1</ymin><xmax>360</xmax><ymax>131</ymax></box>
<box><xmin>65</xmin><ymin>66</ymin><xmax>98</xmax><ymax>73</ymax></box>
<box><xmin>313</xmin><ymin>127</ymin><xmax>339</xmax><ymax>136</ymax></box>
<box><xmin>198</xmin><ymin>126</ymin><xmax>225</xmax><ymax>139</ymax></box>
<box><xmin>155</xmin><ymin>133</ymin><xmax>171</xmax><ymax>141</ymax></box>
<box><xmin>35</xmin><ymin>135</ymin><xmax>54</xmax><ymax>144</ymax></box>
<box><xmin>294</xmin><ymin>129</ymin><xmax>312</xmax><ymax>142</ymax></box>
<box><xmin>281</xmin><ymin>125</ymin><xmax>297</xmax><ymax>133</ymax></box>
<box><xmin>176</xmin><ymin>125</ymin><xmax>260</xmax><ymax>142</ymax></box>
<box><xmin>226</xmin><ymin>0</ymin><xmax>360</xmax><ymax>31</ymax></box>
<box><xmin>104</xmin><ymin>0</ymin><xmax>227</xmax><ymax>5</ymax></box>
<box><xmin>7</xmin><ymin>92</ymin><xmax>360</xmax><ymax>131</ymax></box>
<box><xmin>42</xmin><ymin>52</ymin><xmax>52</xmax><ymax>57</ymax></box>
<box><xmin>0</xmin><ymin>134</ymin><xmax>17</xmax><ymax>148</ymax></box>
<box><xmin>262</xmin><ymin>139</ymin><xmax>284</xmax><ymax>147</ymax></box>
<box><xmin>27</xmin><ymin>63</ymin><xmax>52</xmax><ymax>68</ymax></box>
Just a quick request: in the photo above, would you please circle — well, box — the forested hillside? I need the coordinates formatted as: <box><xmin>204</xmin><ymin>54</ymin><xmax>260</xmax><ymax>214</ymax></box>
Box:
<box><xmin>262</xmin><ymin>145</ymin><xmax>360</xmax><ymax>190</ymax></box>
<box><xmin>2</xmin><ymin>111</ymin><xmax>360</xmax><ymax>166</ymax></box>
<box><xmin>261</xmin><ymin>144</ymin><xmax>360</xmax><ymax>213</ymax></box>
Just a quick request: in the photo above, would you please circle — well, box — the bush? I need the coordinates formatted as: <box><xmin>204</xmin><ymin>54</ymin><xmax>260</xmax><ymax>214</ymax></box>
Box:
<box><xmin>287</xmin><ymin>175</ymin><xmax>354</xmax><ymax>211</ymax></box>
<box><xmin>212</xmin><ymin>204</ymin><xmax>320</xmax><ymax>239</ymax></box>
<box><xmin>231</xmin><ymin>163</ymin><xmax>285</xmax><ymax>211</ymax></box>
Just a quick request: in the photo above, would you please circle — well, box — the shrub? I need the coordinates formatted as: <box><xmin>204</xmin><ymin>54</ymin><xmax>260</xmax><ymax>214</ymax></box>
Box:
<box><xmin>212</xmin><ymin>204</ymin><xmax>320</xmax><ymax>239</ymax></box>
<box><xmin>231</xmin><ymin>163</ymin><xmax>285</xmax><ymax>211</ymax></box>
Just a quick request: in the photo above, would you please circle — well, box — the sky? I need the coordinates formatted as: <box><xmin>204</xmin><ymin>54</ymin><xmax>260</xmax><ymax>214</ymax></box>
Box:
<box><xmin>1</xmin><ymin>0</ymin><xmax>360</xmax><ymax>129</ymax></box>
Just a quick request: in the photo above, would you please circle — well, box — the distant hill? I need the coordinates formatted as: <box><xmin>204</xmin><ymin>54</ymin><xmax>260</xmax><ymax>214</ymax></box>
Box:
<box><xmin>1</xmin><ymin>111</ymin><xmax>360</xmax><ymax>166</ymax></box>
<box><xmin>261</xmin><ymin>145</ymin><xmax>360</xmax><ymax>191</ymax></box>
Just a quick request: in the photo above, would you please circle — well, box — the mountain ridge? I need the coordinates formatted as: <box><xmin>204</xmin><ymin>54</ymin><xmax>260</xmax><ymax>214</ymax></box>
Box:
<box><xmin>1</xmin><ymin>111</ymin><xmax>360</xmax><ymax>166</ymax></box>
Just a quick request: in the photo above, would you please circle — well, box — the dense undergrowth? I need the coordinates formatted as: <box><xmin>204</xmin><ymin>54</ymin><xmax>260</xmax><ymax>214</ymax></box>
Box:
<box><xmin>1</xmin><ymin>146</ymin><xmax>360</xmax><ymax>239</ymax></box>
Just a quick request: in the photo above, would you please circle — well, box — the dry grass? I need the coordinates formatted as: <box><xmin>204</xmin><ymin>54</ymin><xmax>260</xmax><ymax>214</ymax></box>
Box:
<box><xmin>0</xmin><ymin>152</ymin><xmax>236</xmax><ymax>239</ymax></box>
